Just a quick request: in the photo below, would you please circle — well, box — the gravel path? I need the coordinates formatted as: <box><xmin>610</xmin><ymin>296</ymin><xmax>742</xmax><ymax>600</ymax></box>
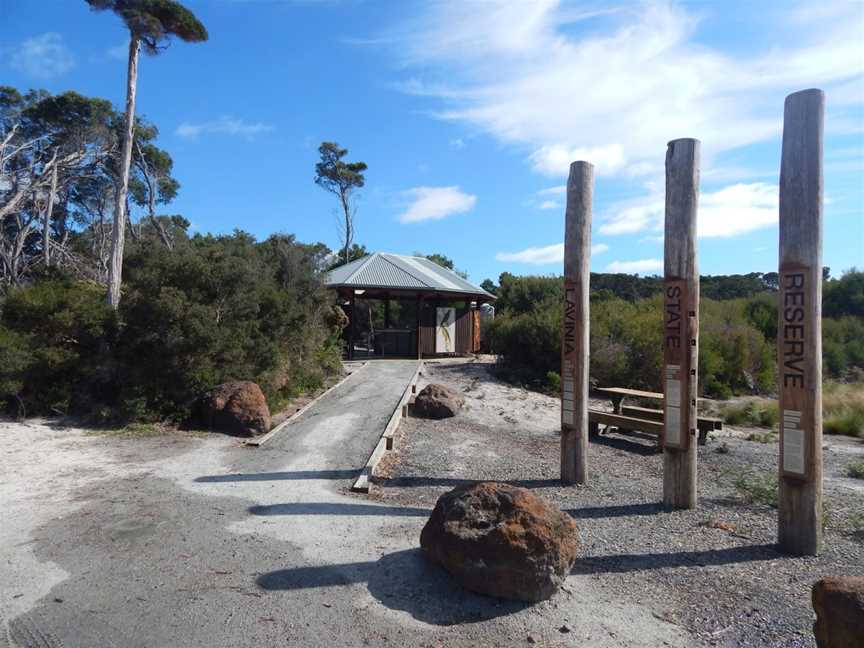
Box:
<box><xmin>371</xmin><ymin>358</ymin><xmax>864</xmax><ymax>648</ymax></box>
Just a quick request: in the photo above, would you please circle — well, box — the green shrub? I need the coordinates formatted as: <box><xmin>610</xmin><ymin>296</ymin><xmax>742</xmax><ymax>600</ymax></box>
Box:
<box><xmin>823</xmin><ymin>381</ymin><xmax>864</xmax><ymax>438</ymax></box>
<box><xmin>721</xmin><ymin>400</ymin><xmax>779</xmax><ymax>428</ymax></box>
<box><xmin>846</xmin><ymin>461</ymin><xmax>864</xmax><ymax>479</ymax></box>
<box><xmin>0</xmin><ymin>279</ymin><xmax>116</xmax><ymax>415</ymax></box>
<box><xmin>0</xmin><ymin>233</ymin><xmax>344</xmax><ymax>424</ymax></box>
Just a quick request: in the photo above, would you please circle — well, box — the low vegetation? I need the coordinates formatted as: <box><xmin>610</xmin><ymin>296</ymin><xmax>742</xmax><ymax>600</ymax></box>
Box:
<box><xmin>846</xmin><ymin>461</ymin><xmax>864</xmax><ymax>480</ymax></box>
<box><xmin>725</xmin><ymin>468</ymin><xmax>779</xmax><ymax>507</ymax></box>
<box><xmin>485</xmin><ymin>270</ymin><xmax>863</xmax><ymax>420</ymax></box>
<box><xmin>0</xmin><ymin>232</ymin><xmax>345</xmax><ymax>424</ymax></box>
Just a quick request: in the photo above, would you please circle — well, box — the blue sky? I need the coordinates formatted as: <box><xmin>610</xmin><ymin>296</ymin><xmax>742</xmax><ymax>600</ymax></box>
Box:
<box><xmin>1</xmin><ymin>0</ymin><xmax>862</xmax><ymax>285</ymax></box>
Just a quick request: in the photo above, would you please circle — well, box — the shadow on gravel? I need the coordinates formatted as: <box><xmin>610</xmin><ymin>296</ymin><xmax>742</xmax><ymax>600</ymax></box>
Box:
<box><xmin>375</xmin><ymin>476</ymin><xmax>561</xmax><ymax>489</ymax></box>
<box><xmin>589</xmin><ymin>433</ymin><xmax>661</xmax><ymax>456</ymax></box>
<box><xmin>566</xmin><ymin>502</ymin><xmax>664</xmax><ymax>519</ymax></box>
<box><xmin>257</xmin><ymin>548</ymin><xmax>529</xmax><ymax>624</ymax></box>
<box><xmin>195</xmin><ymin>469</ymin><xmax>358</xmax><ymax>482</ymax></box>
<box><xmin>572</xmin><ymin>543</ymin><xmax>779</xmax><ymax>575</ymax></box>
<box><xmin>248</xmin><ymin>502</ymin><xmax>429</xmax><ymax>517</ymax></box>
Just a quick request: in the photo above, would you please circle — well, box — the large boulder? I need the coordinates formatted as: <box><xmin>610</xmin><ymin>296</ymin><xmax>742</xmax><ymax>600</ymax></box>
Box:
<box><xmin>812</xmin><ymin>576</ymin><xmax>864</xmax><ymax>648</ymax></box>
<box><xmin>413</xmin><ymin>383</ymin><xmax>464</xmax><ymax>419</ymax></box>
<box><xmin>201</xmin><ymin>381</ymin><xmax>271</xmax><ymax>436</ymax></box>
<box><xmin>420</xmin><ymin>482</ymin><xmax>579</xmax><ymax>602</ymax></box>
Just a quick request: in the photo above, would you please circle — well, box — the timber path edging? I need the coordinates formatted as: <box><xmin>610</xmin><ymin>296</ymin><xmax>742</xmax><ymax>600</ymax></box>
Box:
<box><xmin>245</xmin><ymin>362</ymin><xmax>369</xmax><ymax>447</ymax></box>
<box><xmin>351</xmin><ymin>361</ymin><xmax>424</xmax><ymax>493</ymax></box>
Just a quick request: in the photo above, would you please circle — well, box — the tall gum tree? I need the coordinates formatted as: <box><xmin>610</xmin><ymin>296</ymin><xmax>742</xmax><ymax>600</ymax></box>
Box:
<box><xmin>314</xmin><ymin>142</ymin><xmax>367</xmax><ymax>266</ymax></box>
<box><xmin>85</xmin><ymin>0</ymin><xmax>207</xmax><ymax>308</ymax></box>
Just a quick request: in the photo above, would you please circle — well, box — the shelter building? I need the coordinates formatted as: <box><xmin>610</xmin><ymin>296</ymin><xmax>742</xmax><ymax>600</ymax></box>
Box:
<box><xmin>324</xmin><ymin>252</ymin><xmax>495</xmax><ymax>359</ymax></box>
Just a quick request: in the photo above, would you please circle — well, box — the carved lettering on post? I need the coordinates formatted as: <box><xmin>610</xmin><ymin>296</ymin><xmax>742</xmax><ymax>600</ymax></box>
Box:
<box><xmin>663</xmin><ymin>279</ymin><xmax>690</xmax><ymax>450</ymax></box>
<box><xmin>561</xmin><ymin>280</ymin><xmax>577</xmax><ymax>427</ymax></box>
<box><xmin>779</xmin><ymin>265</ymin><xmax>814</xmax><ymax>480</ymax></box>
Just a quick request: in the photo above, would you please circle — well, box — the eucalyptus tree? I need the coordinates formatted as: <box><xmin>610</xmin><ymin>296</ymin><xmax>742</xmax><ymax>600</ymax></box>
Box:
<box><xmin>85</xmin><ymin>0</ymin><xmax>207</xmax><ymax>307</ymax></box>
<box><xmin>0</xmin><ymin>87</ymin><xmax>114</xmax><ymax>288</ymax></box>
<box><xmin>314</xmin><ymin>142</ymin><xmax>367</xmax><ymax>265</ymax></box>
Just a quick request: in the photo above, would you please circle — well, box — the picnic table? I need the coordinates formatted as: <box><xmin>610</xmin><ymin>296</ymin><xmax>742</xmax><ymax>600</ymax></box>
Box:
<box><xmin>590</xmin><ymin>386</ymin><xmax>722</xmax><ymax>446</ymax></box>
<box><xmin>595</xmin><ymin>386</ymin><xmax>662</xmax><ymax>414</ymax></box>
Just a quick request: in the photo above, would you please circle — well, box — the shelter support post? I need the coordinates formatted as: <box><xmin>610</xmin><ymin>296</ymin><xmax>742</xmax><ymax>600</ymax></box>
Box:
<box><xmin>561</xmin><ymin>161</ymin><xmax>593</xmax><ymax>485</ymax></box>
<box><xmin>349</xmin><ymin>291</ymin><xmax>355</xmax><ymax>361</ymax></box>
<box><xmin>662</xmin><ymin>138</ymin><xmax>700</xmax><ymax>510</ymax></box>
<box><xmin>777</xmin><ymin>89</ymin><xmax>824</xmax><ymax>556</ymax></box>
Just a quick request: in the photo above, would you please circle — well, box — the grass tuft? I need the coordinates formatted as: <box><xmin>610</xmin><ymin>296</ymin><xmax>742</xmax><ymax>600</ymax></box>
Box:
<box><xmin>846</xmin><ymin>460</ymin><xmax>864</xmax><ymax>480</ymax></box>
<box><xmin>720</xmin><ymin>400</ymin><xmax>779</xmax><ymax>429</ymax></box>
<box><xmin>823</xmin><ymin>381</ymin><xmax>864</xmax><ymax>439</ymax></box>
<box><xmin>724</xmin><ymin>468</ymin><xmax>778</xmax><ymax>507</ymax></box>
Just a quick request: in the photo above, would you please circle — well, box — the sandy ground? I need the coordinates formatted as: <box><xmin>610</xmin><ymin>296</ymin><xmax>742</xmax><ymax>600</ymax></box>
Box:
<box><xmin>2</xmin><ymin>357</ymin><xmax>861</xmax><ymax>648</ymax></box>
<box><xmin>372</xmin><ymin>358</ymin><xmax>864</xmax><ymax>648</ymax></box>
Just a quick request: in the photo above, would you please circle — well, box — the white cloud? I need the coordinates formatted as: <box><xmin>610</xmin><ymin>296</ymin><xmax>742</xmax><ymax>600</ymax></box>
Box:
<box><xmin>399</xmin><ymin>186</ymin><xmax>477</xmax><ymax>223</ymax></box>
<box><xmin>176</xmin><ymin>116</ymin><xmax>274</xmax><ymax>139</ymax></box>
<box><xmin>382</xmin><ymin>1</ymin><xmax>863</xmax><ymax>179</ymax></box>
<box><xmin>495</xmin><ymin>242</ymin><xmax>609</xmax><ymax>265</ymax></box>
<box><xmin>538</xmin><ymin>200</ymin><xmax>559</xmax><ymax>210</ymax></box>
<box><xmin>598</xmin><ymin>182</ymin><xmax>780</xmax><ymax>238</ymax></box>
<box><xmin>10</xmin><ymin>33</ymin><xmax>75</xmax><ymax>78</ymax></box>
<box><xmin>605</xmin><ymin>258</ymin><xmax>663</xmax><ymax>274</ymax></box>
<box><xmin>537</xmin><ymin>185</ymin><xmax>566</xmax><ymax>196</ymax></box>
<box><xmin>530</xmin><ymin>143</ymin><xmax>626</xmax><ymax>177</ymax></box>
<box><xmin>449</xmin><ymin>137</ymin><xmax>465</xmax><ymax>149</ymax></box>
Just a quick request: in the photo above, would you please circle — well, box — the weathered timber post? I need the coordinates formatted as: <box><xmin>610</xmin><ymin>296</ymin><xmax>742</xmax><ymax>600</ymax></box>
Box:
<box><xmin>662</xmin><ymin>138</ymin><xmax>700</xmax><ymax>510</ymax></box>
<box><xmin>778</xmin><ymin>89</ymin><xmax>824</xmax><ymax>556</ymax></box>
<box><xmin>561</xmin><ymin>161</ymin><xmax>593</xmax><ymax>485</ymax></box>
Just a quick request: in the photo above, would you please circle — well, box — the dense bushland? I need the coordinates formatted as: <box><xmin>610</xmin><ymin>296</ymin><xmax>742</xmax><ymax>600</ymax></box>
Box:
<box><xmin>0</xmin><ymin>232</ymin><xmax>344</xmax><ymax>422</ymax></box>
<box><xmin>486</xmin><ymin>269</ymin><xmax>864</xmax><ymax>400</ymax></box>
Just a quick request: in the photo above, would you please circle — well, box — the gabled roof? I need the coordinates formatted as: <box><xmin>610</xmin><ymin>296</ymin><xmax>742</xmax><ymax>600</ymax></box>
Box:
<box><xmin>325</xmin><ymin>252</ymin><xmax>495</xmax><ymax>299</ymax></box>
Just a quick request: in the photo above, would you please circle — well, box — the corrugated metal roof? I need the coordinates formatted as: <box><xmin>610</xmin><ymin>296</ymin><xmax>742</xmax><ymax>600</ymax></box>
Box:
<box><xmin>324</xmin><ymin>252</ymin><xmax>495</xmax><ymax>298</ymax></box>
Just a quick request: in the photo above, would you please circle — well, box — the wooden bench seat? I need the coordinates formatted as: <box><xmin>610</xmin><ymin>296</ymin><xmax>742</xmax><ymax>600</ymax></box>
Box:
<box><xmin>588</xmin><ymin>408</ymin><xmax>713</xmax><ymax>446</ymax></box>
<box><xmin>621</xmin><ymin>405</ymin><xmax>722</xmax><ymax>435</ymax></box>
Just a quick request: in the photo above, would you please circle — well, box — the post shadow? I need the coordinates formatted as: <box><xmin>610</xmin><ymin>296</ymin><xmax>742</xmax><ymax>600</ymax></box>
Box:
<box><xmin>195</xmin><ymin>469</ymin><xmax>359</xmax><ymax>483</ymax></box>
<box><xmin>248</xmin><ymin>502</ymin><xmax>429</xmax><ymax>517</ymax></box>
<box><xmin>570</xmin><ymin>543</ymin><xmax>780</xmax><ymax>575</ymax></box>
<box><xmin>256</xmin><ymin>548</ymin><xmax>529</xmax><ymax>625</ymax></box>
<box><xmin>565</xmin><ymin>502</ymin><xmax>664</xmax><ymax>519</ymax></box>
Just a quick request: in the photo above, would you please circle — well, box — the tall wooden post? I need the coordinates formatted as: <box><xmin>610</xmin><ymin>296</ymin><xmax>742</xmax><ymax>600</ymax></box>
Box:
<box><xmin>416</xmin><ymin>295</ymin><xmax>423</xmax><ymax>359</ymax></box>
<box><xmin>778</xmin><ymin>89</ymin><xmax>824</xmax><ymax>556</ymax></box>
<box><xmin>561</xmin><ymin>161</ymin><xmax>593</xmax><ymax>485</ymax></box>
<box><xmin>662</xmin><ymin>138</ymin><xmax>700</xmax><ymax>510</ymax></box>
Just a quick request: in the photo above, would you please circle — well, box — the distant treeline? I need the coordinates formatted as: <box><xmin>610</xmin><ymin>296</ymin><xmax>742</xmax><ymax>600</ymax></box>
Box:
<box><xmin>484</xmin><ymin>269</ymin><xmax>863</xmax><ymax>398</ymax></box>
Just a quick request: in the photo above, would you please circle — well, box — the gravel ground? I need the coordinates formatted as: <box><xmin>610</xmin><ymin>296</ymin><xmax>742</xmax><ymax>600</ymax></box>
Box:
<box><xmin>371</xmin><ymin>358</ymin><xmax>864</xmax><ymax>648</ymax></box>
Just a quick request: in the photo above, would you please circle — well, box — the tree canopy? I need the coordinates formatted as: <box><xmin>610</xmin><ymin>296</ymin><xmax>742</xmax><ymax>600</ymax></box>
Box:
<box><xmin>85</xmin><ymin>0</ymin><xmax>208</xmax><ymax>52</ymax></box>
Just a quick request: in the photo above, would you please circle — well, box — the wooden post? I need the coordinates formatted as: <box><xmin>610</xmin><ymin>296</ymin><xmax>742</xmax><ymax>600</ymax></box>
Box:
<box><xmin>561</xmin><ymin>161</ymin><xmax>593</xmax><ymax>485</ymax></box>
<box><xmin>778</xmin><ymin>89</ymin><xmax>824</xmax><ymax>556</ymax></box>
<box><xmin>416</xmin><ymin>295</ymin><xmax>423</xmax><ymax>359</ymax></box>
<box><xmin>348</xmin><ymin>290</ymin><xmax>356</xmax><ymax>361</ymax></box>
<box><xmin>662</xmin><ymin>138</ymin><xmax>700</xmax><ymax>510</ymax></box>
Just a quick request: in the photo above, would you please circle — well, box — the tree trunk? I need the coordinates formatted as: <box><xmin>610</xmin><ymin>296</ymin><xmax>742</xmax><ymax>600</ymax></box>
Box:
<box><xmin>107</xmin><ymin>35</ymin><xmax>140</xmax><ymax>309</ymax></box>
<box><xmin>43</xmin><ymin>148</ymin><xmax>59</xmax><ymax>267</ymax></box>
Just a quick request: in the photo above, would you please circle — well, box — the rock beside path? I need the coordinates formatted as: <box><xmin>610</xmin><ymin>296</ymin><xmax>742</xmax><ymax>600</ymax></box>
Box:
<box><xmin>201</xmin><ymin>381</ymin><xmax>271</xmax><ymax>436</ymax></box>
<box><xmin>420</xmin><ymin>482</ymin><xmax>579</xmax><ymax>602</ymax></box>
<box><xmin>812</xmin><ymin>576</ymin><xmax>864</xmax><ymax>648</ymax></box>
<box><xmin>413</xmin><ymin>383</ymin><xmax>464</xmax><ymax>419</ymax></box>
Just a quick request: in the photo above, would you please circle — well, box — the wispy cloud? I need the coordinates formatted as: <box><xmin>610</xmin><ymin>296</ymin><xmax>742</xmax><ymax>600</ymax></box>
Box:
<box><xmin>380</xmin><ymin>1</ymin><xmax>863</xmax><ymax>179</ymax></box>
<box><xmin>449</xmin><ymin>137</ymin><xmax>465</xmax><ymax>150</ymax></box>
<box><xmin>598</xmin><ymin>182</ymin><xmax>780</xmax><ymax>238</ymax></box>
<box><xmin>605</xmin><ymin>258</ymin><xmax>663</xmax><ymax>274</ymax></box>
<box><xmin>538</xmin><ymin>200</ymin><xmax>559</xmax><ymax>210</ymax></box>
<box><xmin>496</xmin><ymin>242</ymin><xmax>608</xmax><ymax>265</ymax></box>
<box><xmin>398</xmin><ymin>186</ymin><xmax>477</xmax><ymax>223</ymax></box>
<box><xmin>106</xmin><ymin>43</ymin><xmax>128</xmax><ymax>61</ymax></box>
<box><xmin>10</xmin><ymin>33</ymin><xmax>75</xmax><ymax>78</ymax></box>
<box><xmin>176</xmin><ymin>116</ymin><xmax>274</xmax><ymax>139</ymax></box>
